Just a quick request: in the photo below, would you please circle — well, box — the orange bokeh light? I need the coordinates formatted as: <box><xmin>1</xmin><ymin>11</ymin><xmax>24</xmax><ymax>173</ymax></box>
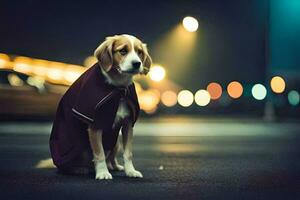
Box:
<box><xmin>227</xmin><ymin>81</ymin><xmax>243</xmax><ymax>99</ymax></box>
<box><xmin>206</xmin><ymin>82</ymin><xmax>222</xmax><ymax>100</ymax></box>
<box><xmin>270</xmin><ymin>76</ymin><xmax>285</xmax><ymax>94</ymax></box>
<box><xmin>0</xmin><ymin>53</ymin><xmax>10</xmax><ymax>68</ymax></box>
<box><xmin>138</xmin><ymin>90</ymin><xmax>160</xmax><ymax>113</ymax></box>
<box><xmin>161</xmin><ymin>90</ymin><xmax>177</xmax><ymax>107</ymax></box>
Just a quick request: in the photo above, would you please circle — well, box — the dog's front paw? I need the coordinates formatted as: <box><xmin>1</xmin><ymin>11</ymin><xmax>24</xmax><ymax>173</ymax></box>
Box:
<box><xmin>125</xmin><ymin>169</ymin><xmax>143</xmax><ymax>178</ymax></box>
<box><xmin>95</xmin><ymin>171</ymin><xmax>113</xmax><ymax>180</ymax></box>
<box><xmin>94</xmin><ymin>160</ymin><xmax>112</xmax><ymax>180</ymax></box>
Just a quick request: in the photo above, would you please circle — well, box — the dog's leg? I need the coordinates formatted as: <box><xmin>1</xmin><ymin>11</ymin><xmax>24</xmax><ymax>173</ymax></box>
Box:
<box><xmin>122</xmin><ymin>121</ymin><xmax>143</xmax><ymax>178</ymax></box>
<box><xmin>106</xmin><ymin>140</ymin><xmax>124</xmax><ymax>171</ymax></box>
<box><xmin>88</xmin><ymin>127</ymin><xmax>112</xmax><ymax>180</ymax></box>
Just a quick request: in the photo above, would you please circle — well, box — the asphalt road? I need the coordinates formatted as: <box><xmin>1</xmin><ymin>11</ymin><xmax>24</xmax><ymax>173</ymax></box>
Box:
<box><xmin>0</xmin><ymin>120</ymin><xmax>300</xmax><ymax>200</ymax></box>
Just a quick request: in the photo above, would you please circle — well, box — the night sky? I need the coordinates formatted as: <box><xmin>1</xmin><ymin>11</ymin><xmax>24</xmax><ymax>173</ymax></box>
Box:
<box><xmin>1</xmin><ymin>0</ymin><xmax>268</xmax><ymax>90</ymax></box>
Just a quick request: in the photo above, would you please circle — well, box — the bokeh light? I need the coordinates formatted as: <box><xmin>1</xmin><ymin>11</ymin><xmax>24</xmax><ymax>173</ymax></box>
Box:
<box><xmin>161</xmin><ymin>90</ymin><xmax>177</xmax><ymax>107</ymax></box>
<box><xmin>27</xmin><ymin>76</ymin><xmax>45</xmax><ymax>91</ymax></box>
<box><xmin>177</xmin><ymin>90</ymin><xmax>194</xmax><ymax>107</ymax></box>
<box><xmin>13</xmin><ymin>56</ymin><xmax>33</xmax><ymax>74</ymax></box>
<box><xmin>0</xmin><ymin>54</ymin><xmax>87</xmax><ymax>86</ymax></box>
<box><xmin>227</xmin><ymin>81</ymin><xmax>243</xmax><ymax>99</ymax></box>
<box><xmin>7</xmin><ymin>73</ymin><xmax>24</xmax><ymax>86</ymax></box>
<box><xmin>0</xmin><ymin>53</ymin><xmax>10</xmax><ymax>68</ymax></box>
<box><xmin>251</xmin><ymin>84</ymin><xmax>267</xmax><ymax>100</ymax></box>
<box><xmin>288</xmin><ymin>90</ymin><xmax>300</xmax><ymax>106</ymax></box>
<box><xmin>182</xmin><ymin>16</ymin><xmax>199</xmax><ymax>32</ymax></box>
<box><xmin>32</xmin><ymin>59</ymin><xmax>50</xmax><ymax>76</ymax></box>
<box><xmin>149</xmin><ymin>65</ymin><xmax>166</xmax><ymax>82</ymax></box>
<box><xmin>270</xmin><ymin>76</ymin><xmax>286</xmax><ymax>93</ymax></box>
<box><xmin>207</xmin><ymin>82</ymin><xmax>222</xmax><ymax>100</ymax></box>
<box><xmin>47</xmin><ymin>68</ymin><xmax>64</xmax><ymax>81</ymax></box>
<box><xmin>63</xmin><ymin>71</ymin><xmax>81</xmax><ymax>83</ymax></box>
<box><xmin>83</xmin><ymin>56</ymin><xmax>97</xmax><ymax>67</ymax></box>
<box><xmin>195</xmin><ymin>90</ymin><xmax>211</xmax><ymax>106</ymax></box>
<box><xmin>138</xmin><ymin>90</ymin><xmax>160</xmax><ymax>113</ymax></box>
<box><xmin>134</xmin><ymin>82</ymin><xmax>143</xmax><ymax>94</ymax></box>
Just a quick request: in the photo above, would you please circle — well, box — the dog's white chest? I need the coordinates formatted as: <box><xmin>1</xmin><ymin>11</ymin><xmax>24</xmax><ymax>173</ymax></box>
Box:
<box><xmin>113</xmin><ymin>98</ymin><xmax>130</xmax><ymax>127</ymax></box>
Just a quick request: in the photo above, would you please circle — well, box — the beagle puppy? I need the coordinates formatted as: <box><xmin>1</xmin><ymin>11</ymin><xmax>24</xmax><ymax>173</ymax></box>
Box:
<box><xmin>90</xmin><ymin>34</ymin><xmax>151</xmax><ymax>179</ymax></box>
<box><xmin>49</xmin><ymin>34</ymin><xmax>152</xmax><ymax>180</ymax></box>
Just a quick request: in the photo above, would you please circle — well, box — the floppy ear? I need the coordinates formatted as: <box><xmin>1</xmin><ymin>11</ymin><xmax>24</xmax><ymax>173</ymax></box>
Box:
<box><xmin>94</xmin><ymin>37</ymin><xmax>114</xmax><ymax>72</ymax></box>
<box><xmin>141</xmin><ymin>43</ymin><xmax>152</xmax><ymax>75</ymax></box>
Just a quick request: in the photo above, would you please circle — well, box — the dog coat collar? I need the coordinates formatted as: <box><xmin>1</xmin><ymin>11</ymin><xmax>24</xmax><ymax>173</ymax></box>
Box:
<box><xmin>71</xmin><ymin>63</ymin><xmax>140</xmax><ymax>129</ymax></box>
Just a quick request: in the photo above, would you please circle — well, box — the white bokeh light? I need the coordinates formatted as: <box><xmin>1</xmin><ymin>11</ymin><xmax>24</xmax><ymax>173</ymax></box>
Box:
<box><xmin>252</xmin><ymin>84</ymin><xmax>267</xmax><ymax>100</ymax></box>
<box><xmin>182</xmin><ymin>16</ymin><xmax>199</xmax><ymax>32</ymax></box>
<box><xmin>195</xmin><ymin>90</ymin><xmax>211</xmax><ymax>106</ymax></box>
<box><xmin>177</xmin><ymin>90</ymin><xmax>194</xmax><ymax>107</ymax></box>
<box><xmin>149</xmin><ymin>65</ymin><xmax>166</xmax><ymax>82</ymax></box>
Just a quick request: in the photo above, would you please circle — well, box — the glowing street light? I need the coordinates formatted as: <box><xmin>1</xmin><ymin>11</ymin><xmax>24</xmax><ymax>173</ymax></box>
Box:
<box><xmin>83</xmin><ymin>56</ymin><xmax>97</xmax><ymax>67</ymax></box>
<box><xmin>0</xmin><ymin>53</ymin><xmax>10</xmax><ymax>68</ymax></box>
<box><xmin>182</xmin><ymin>16</ymin><xmax>199</xmax><ymax>32</ymax></box>
<box><xmin>13</xmin><ymin>56</ymin><xmax>33</xmax><ymax>74</ymax></box>
<box><xmin>207</xmin><ymin>82</ymin><xmax>222</xmax><ymax>100</ymax></box>
<box><xmin>252</xmin><ymin>84</ymin><xmax>267</xmax><ymax>100</ymax></box>
<box><xmin>149</xmin><ymin>65</ymin><xmax>166</xmax><ymax>82</ymax></box>
<box><xmin>195</xmin><ymin>90</ymin><xmax>211</xmax><ymax>106</ymax></box>
<box><xmin>177</xmin><ymin>90</ymin><xmax>194</xmax><ymax>107</ymax></box>
<box><xmin>64</xmin><ymin>71</ymin><xmax>82</xmax><ymax>83</ymax></box>
<box><xmin>32</xmin><ymin>59</ymin><xmax>50</xmax><ymax>76</ymax></box>
<box><xmin>47</xmin><ymin>68</ymin><xmax>64</xmax><ymax>81</ymax></box>
<box><xmin>138</xmin><ymin>90</ymin><xmax>160</xmax><ymax>114</ymax></box>
<box><xmin>161</xmin><ymin>90</ymin><xmax>177</xmax><ymax>107</ymax></box>
<box><xmin>227</xmin><ymin>81</ymin><xmax>243</xmax><ymax>99</ymax></box>
<box><xmin>270</xmin><ymin>76</ymin><xmax>286</xmax><ymax>94</ymax></box>
<box><xmin>288</xmin><ymin>90</ymin><xmax>300</xmax><ymax>106</ymax></box>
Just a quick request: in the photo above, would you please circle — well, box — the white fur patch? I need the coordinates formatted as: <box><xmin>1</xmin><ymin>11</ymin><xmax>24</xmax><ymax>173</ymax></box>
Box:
<box><xmin>113</xmin><ymin>98</ymin><xmax>130</xmax><ymax>128</ymax></box>
<box><xmin>119</xmin><ymin>35</ymin><xmax>142</xmax><ymax>72</ymax></box>
<box><xmin>95</xmin><ymin>160</ymin><xmax>112</xmax><ymax>180</ymax></box>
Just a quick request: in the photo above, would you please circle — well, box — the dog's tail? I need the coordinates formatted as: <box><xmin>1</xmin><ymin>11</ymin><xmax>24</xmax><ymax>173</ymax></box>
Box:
<box><xmin>35</xmin><ymin>158</ymin><xmax>56</xmax><ymax>169</ymax></box>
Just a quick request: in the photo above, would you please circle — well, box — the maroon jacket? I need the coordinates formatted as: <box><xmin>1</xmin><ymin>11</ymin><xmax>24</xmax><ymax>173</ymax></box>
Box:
<box><xmin>49</xmin><ymin>63</ymin><xmax>140</xmax><ymax>167</ymax></box>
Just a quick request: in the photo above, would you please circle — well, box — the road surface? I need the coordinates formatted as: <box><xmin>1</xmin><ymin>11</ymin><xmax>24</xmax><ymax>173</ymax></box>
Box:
<box><xmin>0</xmin><ymin>119</ymin><xmax>299</xmax><ymax>199</ymax></box>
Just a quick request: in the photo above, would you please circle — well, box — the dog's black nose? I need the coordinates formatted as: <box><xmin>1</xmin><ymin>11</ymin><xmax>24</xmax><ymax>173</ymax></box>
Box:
<box><xmin>132</xmin><ymin>61</ymin><xmax>141</xmax><ymax>69</ymax></box>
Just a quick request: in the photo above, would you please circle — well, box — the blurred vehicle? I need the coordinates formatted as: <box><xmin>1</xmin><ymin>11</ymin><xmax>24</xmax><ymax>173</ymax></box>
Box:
<box><xmin>0</xmin><ymin>69</ymin><xmax>68</xmax><ymax>120</ymax></box>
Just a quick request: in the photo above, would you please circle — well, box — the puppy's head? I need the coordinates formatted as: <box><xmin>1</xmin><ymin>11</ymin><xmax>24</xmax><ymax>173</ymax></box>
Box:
<box><xmin>94</xmin><ymin>34</ymin><xmax>152</xmax><ymax>76</ymax></box>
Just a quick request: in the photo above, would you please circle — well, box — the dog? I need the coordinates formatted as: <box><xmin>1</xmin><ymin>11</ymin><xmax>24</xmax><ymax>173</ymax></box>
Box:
<box><xmin>49</xmin><ymin>34</ymin><xmax>152</xmax><ymax>180</ymax></box>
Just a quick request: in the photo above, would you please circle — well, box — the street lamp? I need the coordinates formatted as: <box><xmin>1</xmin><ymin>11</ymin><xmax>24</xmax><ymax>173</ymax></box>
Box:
<box><xmin>182</xmin><ymin>16</ymin><xmax>199</xmax><ymax>32</ymax></box>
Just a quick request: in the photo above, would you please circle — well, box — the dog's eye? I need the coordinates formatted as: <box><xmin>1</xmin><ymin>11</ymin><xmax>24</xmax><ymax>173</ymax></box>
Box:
<box><xmin>137</xmin><ymin>49</ymin><xmax>143</xmax><ymax>55</ymax></box>
<box><xmin>119</xmin><ymin>48</ymin><xmax>128</xmax><ymax>55</ymax></box>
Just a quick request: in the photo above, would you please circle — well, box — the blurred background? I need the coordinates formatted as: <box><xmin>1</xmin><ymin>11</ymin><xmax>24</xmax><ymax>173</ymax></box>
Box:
<box><xmin>0</xmin><ymin>0</ymin><xmax>299</xmax><ymax>120</ymax></box>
